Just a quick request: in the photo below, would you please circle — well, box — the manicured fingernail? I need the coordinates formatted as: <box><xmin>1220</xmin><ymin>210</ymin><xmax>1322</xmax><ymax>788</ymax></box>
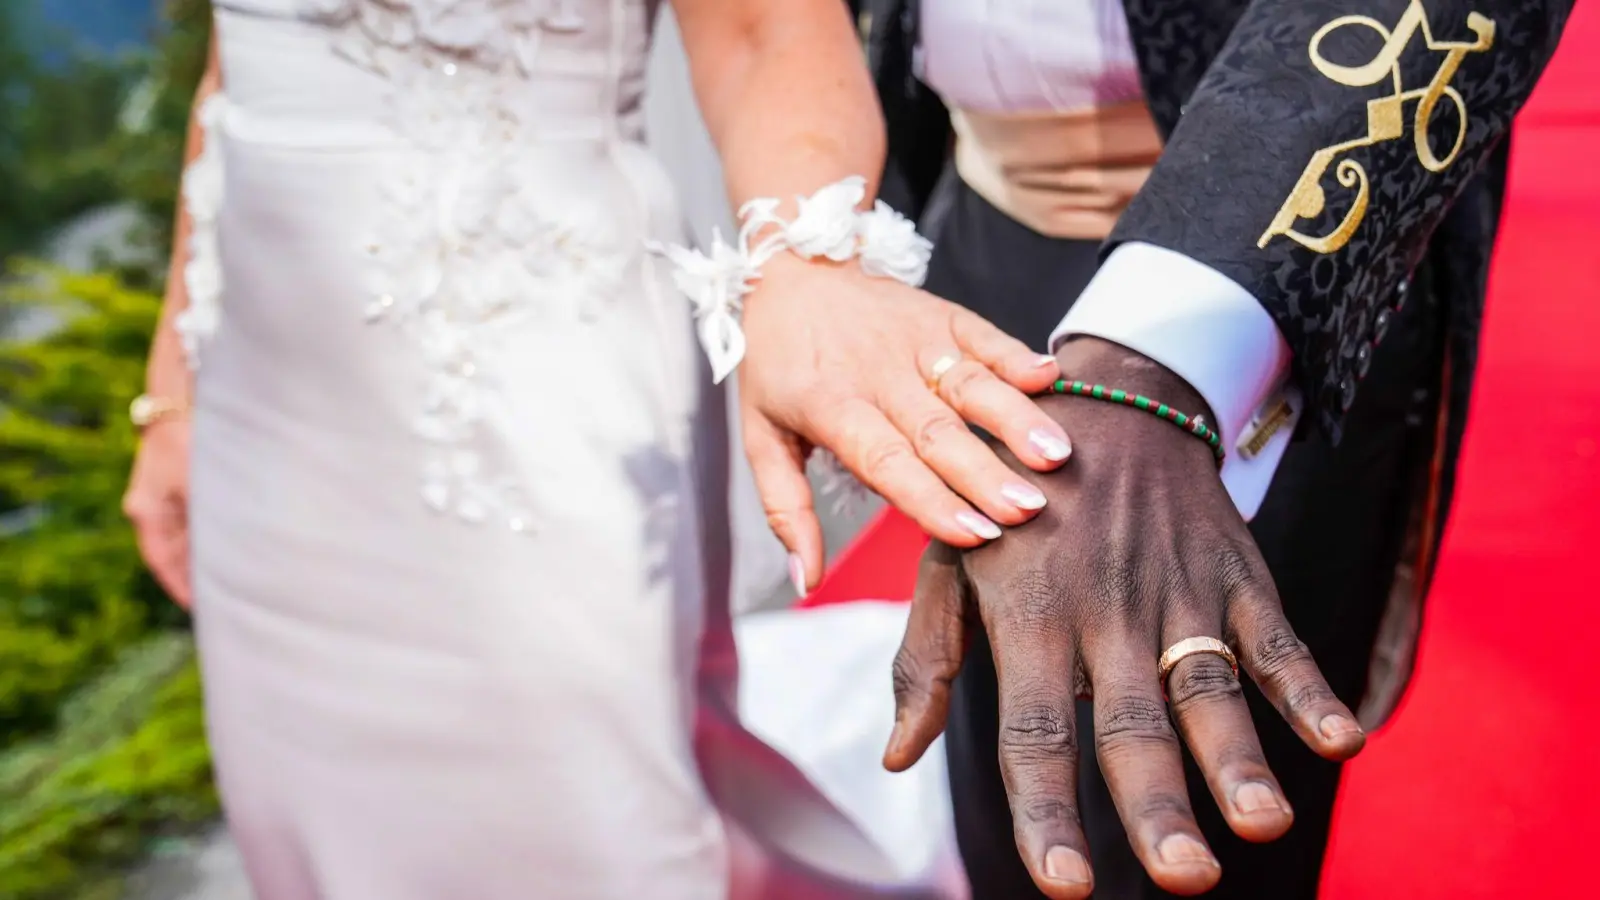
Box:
<box><xmin>1319</xmin><ymin>714</ymin><xmax>1361</xmax><ymax>740</ymax></box>
<box><xmin>1001</xmin><ymin>482</ymin><xmax>1047</xmax><ymax>510</ymax></box>
<box><xmin>1232</xmin><ymin>781</ymin><xmax>1283</xmax><ymax>815</ymax></box>
<box><xmin>1028</xmin><ymin>428</ymin><xmax>1072</xmax><ymax>462</ymax></box>
<box><xmin>1156</xmin><ymin>835</ymin><xmax>1217</xmax><ymax>868</ymax></box>
<box><xmin>955</xmin><ymin>511</ymin><xmax>1002</xmax><ymax>540</ymax></box>
<box><xmin>788</xmin><ymin>553</ymin><xmax>807</xmax><ymax>596</ymax></box>
<box><xmin>1035</xmin><ymin>354</ymin><xmax>1059</xmax><ymax>368</ymax></box>
<box><xmin>1044</xmin><ymin>846</ymin><xmax>1091</xmax><ymax>885</ymax></box>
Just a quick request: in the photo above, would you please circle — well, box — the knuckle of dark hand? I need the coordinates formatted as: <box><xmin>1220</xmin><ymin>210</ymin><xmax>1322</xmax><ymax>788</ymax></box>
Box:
<box><xmin>1155</xmin><ymin>557</ymin><xmax>1194</xmax><ymax>604</ymax></box>
<box><xmin>1090</xmin><ymin>553</ymin><xmax>1144</xmax><ymax>620</ymax></box>
<box><xmin>933</xmin><ymin>584</ymin><xmax>968</xmax><ymax>631</ymax></box>
<box><xmin>1000</xmin><ymin>703</ymin><xmax>1078</xmax><ymax>756</ymax></box>
<box><xmin>1167</xmin><ymin>659</ymin><xmax>1245</xmax><ymax>709</ymax></box>
<box><xmin>1284</xmin><ymin>680</ymin><xmax>1339</xmax><ymax>714</ymax></box>
<box><xmin>1096</xmin><ymin>695</ymin><xmax>1177</xmax><ymax>751</ymax></box>
<box><xmin>1211</xmin><ymin>738</ymin><xmax>1270</xmax><ymax>775</ymax></box>
<box><xmin>1250</xmin><ymin>628</ymin><xmax>1312</xmax><ymax>680</ymax></box>
<box><xmin>1211</xmin><ymin>543</ymin><xmax>1262</xmax><ymax>597</ymax></box>
<box><xmin>1017</xmin><ymin>797</ymin><xmax>1081</xmax><ymax>828</ymax></box>
<box><xmin>1001</xmin><ymin>569</ymin><xmax>1066</xmax><ymax>628</ymax></box>
<box><xmin>891</xmin><ymin>641</ymin><xmax>958</xmax><ymax>706</ymax></box>
<box><xmin>890</xmin><ymin>648</ymin><xmax>920</xmax><ymax>705</ymax></box>
<box><xmin>1135</xmin><ymin>791</ymin><xmax>1196</xmax><ymax>824</ymax></box>
<box><xmin>926</xmin><ymin>646</ymin><xmax>964</xmax><ymax>681</ymax></box>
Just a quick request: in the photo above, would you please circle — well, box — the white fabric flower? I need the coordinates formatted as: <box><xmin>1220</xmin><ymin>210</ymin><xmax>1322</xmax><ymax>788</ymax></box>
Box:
<box><xmin>736</xmin><ymin>196</ymin><xmax>783</xmax><ymax>226</ymax></box>
<box><xmin>856</xmin><ymin>200</ymin><xmax>933</xmax><ymax>287</ymax></box>
<box><xmin>458</xmin><ymin>252</ymin><xmax>535</xmax><ymax>320</ymax></box>
<box><xmin>183</xmin><ymin>99</ymin><xmax>227</xmax><ymax>222</ymax></box>
<box><xmin>450</xmin><ymin>163</ymin><xmax>516</xmax><ymax>240</ymax></box>
<box><xmin>298</xmin><ymin>0</ymin><xmax>355</xmax><ymax>23</ymax></box>
<box><xmin>509</xmin><ymin>32</ymin><xmax>543</xmax><ymax>74</ymax></box>
<box><xmin>501</xmin><ymin>0</ymin><xmax>547</xmax><ymax>29</ymax></box>
<box><xmin>655</xmin><ymin>231</ymin><xmax>758</xmax><ymax>317</ymax></box>
<box><xmin>173</xmin><ymin>294</ymin><xmax>218</xmax><ymax>367</ymax></box>
<box><xmin>782</xmin><ymin>175</ymin><xmax>866</xmax><ymax>262</ymax></box>
<box><xmin>357</xmin><ymin>2</ymin><xmax>417</xmax><ymax>49</ymax></box>
<box><xmin>182</xmin><ymin>237</ymin><xmax>222</xmax><ymax>310</ymax></box>
<box><xmin>658</xmin><ymin>177</ymin><xmax>936</xmax><ymax>387</ymax></box>
<box><xmin>697</xmin><ymin>308</ymin><xmax>747</xmax><ymax>387</ymax></box>
<box><xmin>305</xmin><ymin>0</ymin><xmax>612</xmax><ymax>533</ymax></box>
<box><xmin>650</xmin><ymin>231</ymin><xmax>761</xmax><ymax>383</ymax></box>
<box><xmin>174</xmin><ymin>94</ymin><xmax>229</xmax><ymax>370</ymax></box>
<box><xmin>421</xmin><ymin>460</ymin><xmax>453</xmax><ymax>513</ymax></box>
<box><xmin>493</xmin><ymin>193</ymin><xmax>550</xmax><ymax>246</ymax></box>
<box><xmin>414</xmin><ymin>0</ymin><xmax>501</xmax><ymax>52</ymax></box>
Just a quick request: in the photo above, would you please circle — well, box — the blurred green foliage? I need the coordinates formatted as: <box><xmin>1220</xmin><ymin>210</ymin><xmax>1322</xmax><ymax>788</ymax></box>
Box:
<box><xmin>1</xmin><ymin>2</ymin><xmax>220</xmax><ymax>896</ymax></box>
<box><xmin>0</xmin><ymin>270</ymin><xmax>218</xmax><ymax>899</ymax></box>
<box><xmin>1</xmin><ymin>0</ymin><xmax>210</xmax><ymax>284</ymax></box>
<box><xmin>0</xmin><ymin>634</ymin><xmax>212</xmax><ymax>899</ymax></box>
<box><xmin>0</xmin><ymin>4</ymin><xmax>137</xmax><ymax>268</ymax></box>
<box><xmin>113</xmin><ymin>0</ymin><xmax>213</xmax><ymax>280</ymax></box>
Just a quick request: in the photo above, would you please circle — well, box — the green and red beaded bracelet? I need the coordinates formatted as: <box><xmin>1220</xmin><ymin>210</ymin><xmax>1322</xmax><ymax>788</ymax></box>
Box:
<box><xmin>1047</xmin><ymin>379</ymin><xmax>1225</xmax><ymax>464</ymax></box>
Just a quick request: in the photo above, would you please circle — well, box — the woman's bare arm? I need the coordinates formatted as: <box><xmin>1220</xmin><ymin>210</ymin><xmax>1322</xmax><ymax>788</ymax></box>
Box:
<box><xmin>671</xmin><ymin>0</ymin><xmax>884</xmax><ymax>217</ymax></box>
<box><xmin>145</xmin><ymin>33</ymin><xmax>221</xmax><ymax>403</ymax></box>
<box><xmin>666</xmin><ymin>2</ymin><xmax>1070</xmax><ymax>588</ymax></box>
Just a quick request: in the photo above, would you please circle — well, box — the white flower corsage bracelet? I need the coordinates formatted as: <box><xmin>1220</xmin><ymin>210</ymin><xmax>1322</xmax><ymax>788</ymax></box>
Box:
<box><xmin>650</xmin><ymin>175</ymin><xmax>933</xmax><ymax>384</ymax></box>
<box><xmin>650</xmin><ymin>176</ymin><xmax>934</xmax><ymax>513</ymax></box>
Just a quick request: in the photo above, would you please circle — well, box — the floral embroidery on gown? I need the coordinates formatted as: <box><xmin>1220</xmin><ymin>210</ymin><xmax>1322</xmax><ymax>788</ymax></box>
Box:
<box><xmin>197</xmin><ymin>0</ymin><xmax>662</xmax><ymax>530</ymax></box>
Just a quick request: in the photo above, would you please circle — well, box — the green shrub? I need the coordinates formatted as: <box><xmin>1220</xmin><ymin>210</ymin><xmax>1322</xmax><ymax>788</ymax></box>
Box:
<box><xmin>0</xmin><ymin>635</ymin><xmax>215</xmax><ymax>900</ymax></box>
<box><xmin>0</xmin><ymin>270</ymin><xmax>215</xmax><ymax>899</ymax></box>
<box><xmin>1</xmin><ymin>270</ymin><xmax>175</xmax><ymax>737</ymax></box>
<box><xmin>0</xmin><ymin>1</ymin><xmax>223</xmax><ymax>893</ymax></box>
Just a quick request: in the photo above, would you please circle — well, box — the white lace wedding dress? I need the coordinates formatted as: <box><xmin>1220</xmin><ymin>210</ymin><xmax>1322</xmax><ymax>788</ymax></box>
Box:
<box><xmin>186</xmin><ymin>1</ymin><xmax>959</xmax><ymax>898</ymax></box>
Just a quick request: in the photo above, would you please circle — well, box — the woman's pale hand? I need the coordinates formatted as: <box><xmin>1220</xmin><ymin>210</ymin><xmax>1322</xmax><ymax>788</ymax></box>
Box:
<box><xmin>123</xmin><ymin>420</ymin><xmax>193</xmax><ymax>608</ymax></box>
<box><xmin>739</xmin><ymin>252</ymin><xmax>1074</xmax><ymax>590</ymax></box>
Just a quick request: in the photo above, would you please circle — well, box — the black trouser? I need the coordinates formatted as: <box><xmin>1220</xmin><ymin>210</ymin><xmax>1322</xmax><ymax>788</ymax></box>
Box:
<box><xmin>921</xmin><ymin>171</ymin><xmax>1439</xmax><ymax>899</ymax></box>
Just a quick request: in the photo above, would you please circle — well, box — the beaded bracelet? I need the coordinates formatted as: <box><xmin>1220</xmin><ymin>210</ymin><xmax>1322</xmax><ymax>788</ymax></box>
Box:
<box><xmin>1048</xmin><ymin>380</ymin><xmax>1225</xmax><ymax>464</ymax></box>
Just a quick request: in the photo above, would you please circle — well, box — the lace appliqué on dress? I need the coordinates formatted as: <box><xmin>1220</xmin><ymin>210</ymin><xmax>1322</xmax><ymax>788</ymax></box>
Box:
<box><xmin>175</xmin><ymin>93</ymin><xmax>229</xmax><ymax>370</ymax></box>
<box><xmin>305</xmin><ymin>0</ymin><xmax>629</xmax><ymax>532</ymax></box>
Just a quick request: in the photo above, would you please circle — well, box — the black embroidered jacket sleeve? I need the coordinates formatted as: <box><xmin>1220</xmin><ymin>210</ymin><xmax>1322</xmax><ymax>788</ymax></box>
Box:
<box><xmin>1109</xmin><ymin>0</ymin><xmax>1572</xmax><ymax>439</ymax></box>
<box><xmin>863</xmin><ymin>0</ymin><xmax>951</xmax><ymax>221</ymax></box>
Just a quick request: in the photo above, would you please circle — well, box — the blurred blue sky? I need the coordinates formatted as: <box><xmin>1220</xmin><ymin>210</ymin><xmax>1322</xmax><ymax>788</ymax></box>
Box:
<box><xmin>30</xmin><ymin>0</ymin><xmax>160</xmax><ymax>54</ymax></box>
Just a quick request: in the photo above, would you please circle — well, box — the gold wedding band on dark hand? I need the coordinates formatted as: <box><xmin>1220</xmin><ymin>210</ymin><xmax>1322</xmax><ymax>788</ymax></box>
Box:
<box><xmin>1158</xmin><ymin>636</ymin><xmax>1239</xmax><ymax>693</ymax></box>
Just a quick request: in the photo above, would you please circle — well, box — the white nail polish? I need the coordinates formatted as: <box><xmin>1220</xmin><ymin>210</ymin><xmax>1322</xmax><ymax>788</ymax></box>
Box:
<box><xmin>1034</xmin><ymin>354</ymin><xmax>1058</xmax><ymax>368</ymax></box>
<box><xmin>788</xmin><ymin>553</ymin><xmax>807</xmax><ymax>596</ymax></box>
<box><xmin>1028</xmin><ymin>429</ymin><xmax>1072</xmax><ymax>462</ymax></box>
<box><xmin>956</xmin><ymin>511</ymin><xmax>1002</xmax><ymax>540</ymax></box>
<box><xmin>1001</xmin><ymin>483</ymin><xmax>1047</xmax><ymax>510</ymax></box>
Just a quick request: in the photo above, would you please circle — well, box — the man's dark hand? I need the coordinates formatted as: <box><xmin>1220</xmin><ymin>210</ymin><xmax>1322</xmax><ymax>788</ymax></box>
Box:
<box><xmin>882</xmin><ymin>338</ymin><xmax>1367</xmax><ymax>898</ymax></box>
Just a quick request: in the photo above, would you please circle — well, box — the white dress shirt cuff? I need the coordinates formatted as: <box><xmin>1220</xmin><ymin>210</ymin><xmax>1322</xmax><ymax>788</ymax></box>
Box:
<box><xmin>1048</xmin><ymin>242</ymin><xmax>1300</xmax><ymax>521</ymax></box>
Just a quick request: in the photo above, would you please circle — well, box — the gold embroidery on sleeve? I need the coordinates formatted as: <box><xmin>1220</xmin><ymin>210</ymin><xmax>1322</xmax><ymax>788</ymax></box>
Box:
<box><xmin>1258</xmin><ymin>0</ymin><xmax>1495</xmax><ymax>254</ymax></box>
